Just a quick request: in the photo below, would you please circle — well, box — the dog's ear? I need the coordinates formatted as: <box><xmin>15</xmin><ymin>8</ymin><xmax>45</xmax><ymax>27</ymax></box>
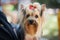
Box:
<box><xmin>20</xmin><ymin>4</ymin><xmax>26</xmax><ymax>16</ymax></box>
<box><xmin>40</xmin><ymin>4</ymin><xmax>46</xmax><ymax>17</ymax></box>
<box><xmin>22</xmin><ymin>9</ymin><xmax>26</xmax><ymax>16</ymax></box>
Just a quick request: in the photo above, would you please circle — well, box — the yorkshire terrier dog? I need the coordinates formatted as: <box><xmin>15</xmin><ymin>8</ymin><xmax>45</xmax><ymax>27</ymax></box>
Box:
<box><xmin>20</xmin><ymin>2</ymin><xmax>46</xmax><ymax>40</ymax></box>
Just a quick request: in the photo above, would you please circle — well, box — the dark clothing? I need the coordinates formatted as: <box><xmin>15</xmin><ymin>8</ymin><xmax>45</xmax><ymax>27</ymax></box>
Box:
<box><xmin>0</xmin><ymin>11</ymin><xmax>18</xmax><ymax>40</ymax></box>
<box><xmin>0</xmin><ymin>11</ymin><xmax>25</xmax><ymax>40</ymax></box>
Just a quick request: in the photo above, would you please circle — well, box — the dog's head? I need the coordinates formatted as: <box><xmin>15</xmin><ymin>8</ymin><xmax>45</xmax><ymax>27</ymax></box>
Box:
<box><xmin>22</xmin><ymin>2</ymin><xmax>46</xmax><ymax>36</ymax></box>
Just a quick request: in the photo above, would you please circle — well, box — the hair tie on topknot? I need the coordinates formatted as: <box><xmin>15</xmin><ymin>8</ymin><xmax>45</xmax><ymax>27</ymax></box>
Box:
<box><xmin>29</xmin><ymin>5</ymin><xmax>37</xmax><ymax>10</ymax></box>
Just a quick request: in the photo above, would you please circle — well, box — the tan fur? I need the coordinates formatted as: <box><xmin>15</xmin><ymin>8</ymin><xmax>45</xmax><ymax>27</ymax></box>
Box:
<box><xmin>21</xmin><ymin>2</ymin><xmax>46</xmax><ymax>40</ymax></box>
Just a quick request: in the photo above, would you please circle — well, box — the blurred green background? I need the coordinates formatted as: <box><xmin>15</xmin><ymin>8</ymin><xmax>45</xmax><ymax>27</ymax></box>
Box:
<box><xmin>35</xmin><ymin>0</ymin><xmax>60</xmax><ymax>8</ymax></box>
<box><xmin>42</xmin><ymin>14</ymin><xmax>58</xmax><ymax>40</ymax></box>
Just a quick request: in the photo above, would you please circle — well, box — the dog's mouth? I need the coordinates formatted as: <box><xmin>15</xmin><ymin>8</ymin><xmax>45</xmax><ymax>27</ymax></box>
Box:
<box><xmin>24</xmin><ymin>20</ymin><xmax>38</xmax><ymax>35</ymax></box>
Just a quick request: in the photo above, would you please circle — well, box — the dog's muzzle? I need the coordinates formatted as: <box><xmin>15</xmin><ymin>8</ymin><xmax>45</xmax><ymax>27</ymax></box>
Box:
<box><xmin>24</xmin><ymin>19</ymin><xmax>38</xmax><ymax>35</ymax></box>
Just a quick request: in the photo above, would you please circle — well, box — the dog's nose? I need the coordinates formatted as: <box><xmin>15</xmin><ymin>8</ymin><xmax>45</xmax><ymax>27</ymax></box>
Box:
<box><xmin>29</xmin><ymin>20</ymin><xmax>34</xmax><ymax>24</ymax></box>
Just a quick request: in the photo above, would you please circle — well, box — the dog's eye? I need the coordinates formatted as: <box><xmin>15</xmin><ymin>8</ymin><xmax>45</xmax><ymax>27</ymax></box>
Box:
<box><xmin>35</xmin><ymin>15</ymin><xmax>38</xmax><ymax>18</ymax></box>
<box><xmin>26</xmin><ymin>14</ymin><xmax>30</xmax><ymax>18</ymax></box>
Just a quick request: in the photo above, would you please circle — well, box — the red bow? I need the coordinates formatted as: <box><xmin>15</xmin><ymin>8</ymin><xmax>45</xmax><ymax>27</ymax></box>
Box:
<box><xmin>29</xmin><ymin>5</ymin><xmax>36</xmax><ymax>10</ymax></box>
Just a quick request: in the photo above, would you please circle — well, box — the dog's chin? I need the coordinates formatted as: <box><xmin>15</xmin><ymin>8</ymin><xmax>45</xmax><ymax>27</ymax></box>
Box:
<box><xmin>24</xmin><ymin>21</ymin><xmax>38</xmax><ymax>36</ymax></box>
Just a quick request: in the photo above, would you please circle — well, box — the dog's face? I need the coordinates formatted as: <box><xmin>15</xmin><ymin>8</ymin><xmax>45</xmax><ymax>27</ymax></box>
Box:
<box><xmin>24</xmin><ymin>10</ymin><xmax>41</xmax><ymax>36</ymax></box>
<box><xmin>22</xmin><ymin>4</ymin><xmax>41</xmax><ymax>36</ymax></box>
<box><xmin>22</xmin><ymin>3</ymin><xmax>46</xmax><ymax>36</ymax></box>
